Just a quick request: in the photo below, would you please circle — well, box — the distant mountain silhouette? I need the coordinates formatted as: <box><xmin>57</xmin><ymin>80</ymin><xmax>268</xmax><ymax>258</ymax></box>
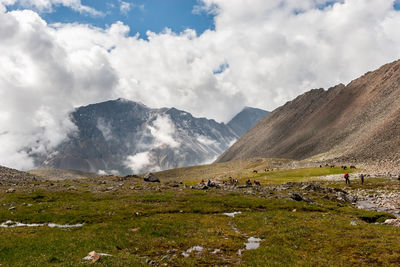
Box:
<box><xmin>227</xmin><ymin>107</ymin><xmax>269</xmax><ymax>136</ymax></box>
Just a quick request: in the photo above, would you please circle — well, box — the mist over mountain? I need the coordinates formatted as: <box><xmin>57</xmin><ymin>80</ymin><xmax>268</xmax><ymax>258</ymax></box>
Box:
<box><xmin>217</xmin><ymin>60</ymin><xmax>400</xmax><ymax>168</ymax></box>
<box><xmin>37</xmin><ymin>99</ymin><xmax>268</xmax><ymax>175</ymax></box>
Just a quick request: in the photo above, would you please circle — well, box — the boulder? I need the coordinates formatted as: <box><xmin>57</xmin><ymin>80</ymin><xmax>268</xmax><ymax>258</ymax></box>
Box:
<box><xmin>143</xmin><ymin>173</ymin><xmax>160</xmax><ymax>183</ymax></box>
<box><xmin>290</xmin><ymin>192</ymin><xmax>303</xmax><ymax>201</ymax></box>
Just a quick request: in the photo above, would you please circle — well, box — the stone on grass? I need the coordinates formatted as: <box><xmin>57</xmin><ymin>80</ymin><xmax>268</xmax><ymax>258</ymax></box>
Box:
<box><xmin>82</xmin><ymin>251</ymin><xmax>112</xmax><ymax>263</ymax></box>
<box><xmin>143</xmin><ymin>173</ymin><xmax>160</xmax><ymax>183</ymax></box>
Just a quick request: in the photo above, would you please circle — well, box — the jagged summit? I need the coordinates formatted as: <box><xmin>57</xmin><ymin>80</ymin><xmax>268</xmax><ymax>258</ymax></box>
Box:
<box><xmin>37</xmin><ymin>98</ymin><xmax>268</xmax><ymax>174</ymax></box>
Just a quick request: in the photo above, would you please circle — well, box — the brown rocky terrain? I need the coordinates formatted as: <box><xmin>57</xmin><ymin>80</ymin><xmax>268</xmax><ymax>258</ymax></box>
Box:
<box><xmin>0</xmin><ymin>165</ymin><xmax>39</xmax><ymax>186</ymax></box>
<box><xmin>217</xmin><ymin>60</ymin><xmax>400</xmax><ymax>170</ymax></box>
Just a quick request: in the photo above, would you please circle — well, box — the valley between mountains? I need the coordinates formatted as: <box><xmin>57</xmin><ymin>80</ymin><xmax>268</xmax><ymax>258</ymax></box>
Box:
<box><xmin>2</xmin><ymin>60</ymin><xmax>400</xmax><ymax>266</ymax></box>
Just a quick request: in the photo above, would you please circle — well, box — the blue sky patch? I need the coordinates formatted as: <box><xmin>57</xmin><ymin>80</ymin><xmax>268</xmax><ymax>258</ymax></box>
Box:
<box><xmin>213</xmin><ymin>63</ymin><xmax>229</xmax><ymax>75</ymax></box>
<box><xmin>6</xmin><ymin>0</ymin><xmax>216</xmax><ymax>39</ymax></box>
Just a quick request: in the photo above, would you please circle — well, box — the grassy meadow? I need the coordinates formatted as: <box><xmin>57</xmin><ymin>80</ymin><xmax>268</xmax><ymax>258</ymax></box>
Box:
<box><xmin>0</xmin><ymin>164</ymin><xmax>399</xmax><ymax>266</ymax></box>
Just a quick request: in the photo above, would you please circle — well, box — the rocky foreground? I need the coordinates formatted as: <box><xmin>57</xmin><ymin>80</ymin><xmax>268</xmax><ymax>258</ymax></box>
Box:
<box><xmin>2</xmin><ymin>165</ymin><xmax>400</xmax><ymax>226</ymax></box>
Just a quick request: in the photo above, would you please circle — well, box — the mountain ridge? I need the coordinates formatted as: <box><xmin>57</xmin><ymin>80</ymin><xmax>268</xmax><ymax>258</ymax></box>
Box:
<box><xmin>38</xmin><ymin>99</ymin><xmax>269</xmax><ymax>174</ymax></box>
<box><xmin>217</xmin><ymin>59</ymin><xmax>400</xmax><ymax>168</ymax></box>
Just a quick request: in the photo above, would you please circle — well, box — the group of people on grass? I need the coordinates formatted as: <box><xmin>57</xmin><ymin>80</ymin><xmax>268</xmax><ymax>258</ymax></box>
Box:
<box><xmin>344</xmin><ymin>173</ymin><xmax>378</xmax><ymax>185</ymax></box>
<box><xmin>345</xmin><ymin>173</ymin><xmax>400</xmax><ymax>185</ymax></box>
<box><xmin>344</xmin><ymin>173</ymin><xmax>365</xmax><ymax>185</ymax></box>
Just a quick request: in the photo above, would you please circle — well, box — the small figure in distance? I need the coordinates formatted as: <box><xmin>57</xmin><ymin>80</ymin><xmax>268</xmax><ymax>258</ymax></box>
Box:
<box><xmin>360</xmin><ymin>174</ymin><xmax>364</xmax><ymax>185</ymax></box>
<box><xmin>207</xmin><ymin>179</ymin><xmax>211</xmax><ymax>187</ymax></box>
<box><xmin>200</xmin><ymin>179</ymin><xmax>205</xmax><ymax>185</ymax></box>
<box><xmin>234</xmin><ymin>178</ymin><xmax>238</xmax><ymax>186</ymax></box>
<box><xmin>246</xmin><ymin>179</ymin><xmax>252</xmax><ymax>186</ymax></box>
<box><xmin>344</xmin><ymin>173</ymin><xmax>350</xmax><ymax>185</ymax></box>
<box><xmin>253</xmin><ymin>170</ymin><xmax>258</xmax><ymax>174</ymax></box>
<box><xmin>254</xmin><ymin>180</ymin><xmax>261</xmax><ymax>186</ymax></box>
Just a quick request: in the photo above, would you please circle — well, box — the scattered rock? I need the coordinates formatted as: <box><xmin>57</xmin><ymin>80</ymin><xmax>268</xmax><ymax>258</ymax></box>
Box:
<box><xmin>383</xmin><ymin>219</ymin><xmax>400</xmax><ymax>227</ymax></box>
<box><xmin>212</xmin><ymin>249</ymin><xmax>221</xmax><ymax>254</ymax></box>
<box><xmin>290</xmin><ymin>192</ymin><xmax>303</xmax><ymax>201</ymax></box>
<box><xmin>182</xmin><ymin>246</ymin><xmax>204</xmax><ymax>257</ymax></box>
<box><xmin>124</xmin><ymin>174</ymin><xmax>139</xmax><ymax>179</ymax></box>
<box><xmin>6</xmin><ymin>188</ymin><xmax>15</xmax><ymax>193</ymax></box>
<box><xmin>82</xmin><ymin>251</ymin><xmax>112</xmax><ymax>263</ymax></box>
<box><xmin>167</xmin><ymin>249</ymin><xmax>178</xmax><ymax>254</ymax></box>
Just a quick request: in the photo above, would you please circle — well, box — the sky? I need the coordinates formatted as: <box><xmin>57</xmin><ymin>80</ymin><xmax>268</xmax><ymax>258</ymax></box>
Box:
<box><xmin>1</xmin><ymin>0</ymin><xmax>400</xmax><ymax>170</ymax></box>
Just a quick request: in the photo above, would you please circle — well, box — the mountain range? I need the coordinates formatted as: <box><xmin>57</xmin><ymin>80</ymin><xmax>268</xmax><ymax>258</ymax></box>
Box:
<box><xmin>37</xmin><ymin>99</ymin><xmax>268</xmax><ymax>175</ymax></box>
<box><xmin>217</xmin><ymin>60</ymin><xmax>400</xmax><ymax>169</ymax></box>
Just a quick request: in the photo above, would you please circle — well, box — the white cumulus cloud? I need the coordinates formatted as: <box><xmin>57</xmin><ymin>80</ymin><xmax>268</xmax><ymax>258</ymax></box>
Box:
<box><xmin>0</xmin><ymin>0</ymin><xmax>103</xmax><ymax>16</ymax></box>
<box><xmin>2</xmin><ymin>0</ymin><xmax>400</xmax><ymax>170</ymax></box>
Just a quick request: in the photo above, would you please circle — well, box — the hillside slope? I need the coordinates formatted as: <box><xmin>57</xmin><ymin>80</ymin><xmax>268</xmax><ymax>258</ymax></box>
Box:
<box><xmin>217</xmin><ymin>60</ymin><xmax>400</xmax><ymax>166</ymax></box>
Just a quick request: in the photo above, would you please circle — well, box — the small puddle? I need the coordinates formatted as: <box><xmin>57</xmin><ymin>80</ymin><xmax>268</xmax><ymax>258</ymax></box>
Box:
<box><xmin>48</xmin><ymin>223</ymin><xmax>84</xmax><ymax>228</ymax></box>
<box><xmin>0</xmin><ymin>221</ymin><xmax>44</xmax><ymax>228</ymax></box>
<box><xmin>245</xmin><ymin>237</ymin><xmax>262</xmax><ymax>250</ymax></box>
<box><xmin>356</xmin><ymin>200</ymin><xmax>400</xmax><ymax>217</ymax></box>
<box><xmin>182</xmin><ymin>246</ymin><xmax>204</xmax><ymax>258</ymax></box>
<box><xmin>0</xmin><ymin>220</ymin><xmax>84</xmax><ymax>228</ymax></box>
<box><xmin>238</xmin><ymin>237</ymin><xmax>262</xmax><ymax>255</ymax></box>
<box><xmin>223</xmin><ymin>211</ymin><xmax>242</xmax><ymax>218</ymax></box>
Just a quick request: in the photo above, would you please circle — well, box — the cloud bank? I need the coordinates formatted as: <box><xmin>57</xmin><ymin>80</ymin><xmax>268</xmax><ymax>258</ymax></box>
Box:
<box><xmin>1</xmin><ymin>0</ymin><xmax>400</xmax><ymax>169</ymax></box>
<box><xmin>124</xmin><ymin>115</ymin><xmax>180</xmax><ymax>173</ymax></box>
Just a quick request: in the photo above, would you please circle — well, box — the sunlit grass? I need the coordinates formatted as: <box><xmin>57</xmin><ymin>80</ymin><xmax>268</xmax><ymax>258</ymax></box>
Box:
<box><xmin>0</xmin><ymin>181</ymin><xmax>399</xmax><ymax>266</ymax></box>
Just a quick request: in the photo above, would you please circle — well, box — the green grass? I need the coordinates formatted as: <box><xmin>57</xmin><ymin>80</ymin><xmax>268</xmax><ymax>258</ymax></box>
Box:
<box><xmin>0</xmin><ymin>180</ymin><xmax>399</xmax><ymax>266</ymax></box>
<box><xmin>239</xmin><ymin>166</ymin><xmax>353</xmax><ymax>184</ymax></box>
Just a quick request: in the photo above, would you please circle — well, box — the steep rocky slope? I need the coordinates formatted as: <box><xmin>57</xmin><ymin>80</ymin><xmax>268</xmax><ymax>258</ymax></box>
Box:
<box><xmin>217</xmin><ymin>60</ymin><xmax>400</xmax><ymax>167</ymax></box>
